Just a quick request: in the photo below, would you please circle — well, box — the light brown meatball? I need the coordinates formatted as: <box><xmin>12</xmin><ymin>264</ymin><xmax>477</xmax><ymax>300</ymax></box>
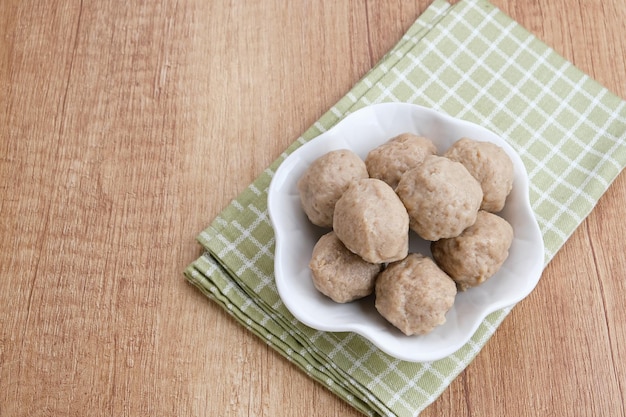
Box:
<box><xmin>395</xmin><ymin>155</ymin><xmax>483</xmax><ymax>241</ymax></box>
<box><xmin>333</xmin><ymin>178</ymin><xmax>409</xmax><ymax>264</ymax></box>
<box><xmin>431</xmin><ymin>211</ymin><xmax>514</xmax><ymax>291</ymax></box>
<box><xmin>375</xmin><ymin>253</ymin><xmax>457</xmax><ymax>336</ymax></box>
<box><xmin>365</xmin><ymin>133</ymin><xmax>437</xmax><ymax>189</ymax></box>
<box><xmin>297</xmin><ymin>149</ymin><xmax>368</xmax><ymax>228</ymax></box>
<box><xmin>309</xmin><ymin>232</ymin><xmax>382</xmax><ymax>303</ymax></box>
<box><xmin>444</xmin><ymin>138</ymin><xmax>514</xmax><ymax>213</ymax></box>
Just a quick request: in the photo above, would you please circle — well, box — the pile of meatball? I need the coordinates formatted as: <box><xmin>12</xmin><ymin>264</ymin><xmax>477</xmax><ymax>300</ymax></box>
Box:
<box><xmin>297</xmin><ymin>133</ymin><xmax>514</xmax><ymax>336</ymax></box>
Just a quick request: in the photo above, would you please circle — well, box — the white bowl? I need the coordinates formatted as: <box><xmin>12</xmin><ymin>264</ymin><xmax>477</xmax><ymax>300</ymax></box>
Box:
<box><xmin>268</xmin><ymin>102</ymin><xmax>544</xmax><ymax>362</ymax></box>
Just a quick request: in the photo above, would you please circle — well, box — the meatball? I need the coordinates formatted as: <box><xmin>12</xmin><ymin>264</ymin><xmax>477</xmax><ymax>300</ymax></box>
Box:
<box><xmin>309</xmin><ymin>232</ymin><xmax>382</xmax><ymax>303</ymax></box>
<box><xmin>444</xmin><ymin>138</ymin><xmax>514</xmax><ymax>213</ymax></box>
<box><xmin>333</xmin><ymin>178</ymin><xmax>409</xmax><ymax>264</ymax></box>
<box><xmin>375</xmin><ymin>253</ymin><xmax>457</xmax><ymax>336</ymax></box>
<box><xmin>431</xmin><ymin>211</ymin><xmax>514</xmax><ymax>291</ymax></box>
<box><xmin>395</xmin><ymin>155</ymin><xmax>483</xmax><ymax>241</ymax></box>
<box><xmin>297</xmin><ymin>149</ymin><xmax>368</xmax><ymax>228</ymax></box>
<box><xmin>365</xmin><ymin>133</ymin><xmax>437</xmax><ymax>189</ymax></box>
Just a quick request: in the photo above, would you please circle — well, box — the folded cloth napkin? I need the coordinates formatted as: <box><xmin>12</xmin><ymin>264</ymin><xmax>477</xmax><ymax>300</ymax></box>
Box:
<box><xmin>185</xmin><ymin>0</ymin><xmax>626</xmax><ymax>415</ymax></box>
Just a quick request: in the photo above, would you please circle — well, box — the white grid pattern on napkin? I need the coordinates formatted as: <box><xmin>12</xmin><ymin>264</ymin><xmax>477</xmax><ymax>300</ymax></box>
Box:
<box><xmin>186</xmin><ymin>0</ymin><xmax>626</xmax><ymax>416</ymax></box>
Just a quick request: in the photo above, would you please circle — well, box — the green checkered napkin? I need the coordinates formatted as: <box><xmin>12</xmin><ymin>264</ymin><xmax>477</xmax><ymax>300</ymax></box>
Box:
<box><xmin>185</xmin><ymin>0</ymin><xmax>626</xmax><ymax>415</ymax></box>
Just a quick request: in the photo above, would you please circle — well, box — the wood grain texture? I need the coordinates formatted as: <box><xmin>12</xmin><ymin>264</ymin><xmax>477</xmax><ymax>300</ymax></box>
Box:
<box><xmin>0</xmin><ymin>1</ymin><xmax>624</xmax><ymax>416</ymax></box>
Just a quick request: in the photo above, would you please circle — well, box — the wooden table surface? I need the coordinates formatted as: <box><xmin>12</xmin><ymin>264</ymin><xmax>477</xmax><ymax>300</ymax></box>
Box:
<box><xmin>1</xmin><ymin>1</ymin><xmax>625</xmax><ymax>416</ymax></box>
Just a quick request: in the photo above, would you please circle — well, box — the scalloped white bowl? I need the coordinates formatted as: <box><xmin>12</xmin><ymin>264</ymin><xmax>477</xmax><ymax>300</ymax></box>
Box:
<box><xmin>268</xmin><ymin>102</ymin><xmax>544</xmax><ymax>362</ymax></box>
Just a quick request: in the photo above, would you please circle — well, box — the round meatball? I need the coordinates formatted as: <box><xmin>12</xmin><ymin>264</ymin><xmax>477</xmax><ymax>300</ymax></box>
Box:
<box><xmin>365</xmin><ymin>133</ymin><xmax>437</xmax><ymax>189</ymax></box>
<box><xmin>333</xmin><ymin>178</ymin><xmax>409</xmax><ymax>264</ymax></box>
<box><xmin>444</xmin><ymin>138</ymin><xmax>514</xmax><ymax>213</ymax></box>
<box><xmin>297</xmin><ymin>149</ymin><xmax>368</xmax><ymax>228</ymax></box>
<box><xmin>395</xmin><ymin>155</ymin><xmax>483</xmax><ymax>241</ymax></box>
<box><xmin>375</xmin><ymin>253</ymin><xmax>457</xmax><ymax>336</ymax></box>
<box><xmin>431</xmin><ymin>211</ymin><xmax>514</xmax><ymax>291</ymax></box>
<box><xmin>309</xmin><ymin>232</ymin><xmax>382</xmax><ymax>303</ymax></box>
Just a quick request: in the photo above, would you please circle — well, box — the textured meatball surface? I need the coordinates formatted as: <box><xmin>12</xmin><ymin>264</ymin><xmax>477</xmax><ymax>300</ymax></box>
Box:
<box><xmin>375</xmin><ymin>253</ymin><xmax>457</xmax><ymax>336</ymax></box>
<box><xmin>431</xmin><ymin>211</ymin><xmax>514</xmax><ymax>291</ymax></box>
<box><xmin>444</xmin><ymin>138</ymin><xmax>514</xmax><ymax>213</ymax></box>
<box><xmin>365</xmin><ymin>133</ymin><xmax>437</xmax><ymax>189</ymax></box>
<box><xmin>297</xmin><ymin>149</ymin><xmax>368</xmax><ymax>228</ymax></box>
<box><xmin>333</xmin><ymin>178</ymin><xmax>409</xmax><ymax>264</ymax></box>
<box><xmin>395</xmin><ymin>155</ymin><xmax>483</xmax><ymax>241</ymax></box>
<box><xmin>309</xmin><ymin>232</ymin><xmax>382</xmax><ymax>303</ymax></box>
